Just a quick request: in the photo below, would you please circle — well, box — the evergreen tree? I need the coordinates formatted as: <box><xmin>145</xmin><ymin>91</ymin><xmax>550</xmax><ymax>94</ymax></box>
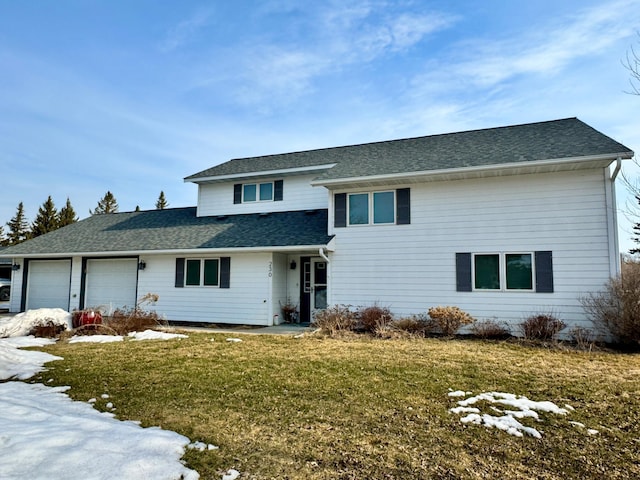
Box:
<box><xmin>31</xmin><ymin>196</ymin><xmax>59</xmax><ymax>238</ymax></box>
<box><xmin>155</xmin><ymin>191</ymin><xmax>169</xmax><ymax>210</ymax></box>
<box><xmin>58</xmin><ymin>197</ymin><xmax>79</xmax><ymax>227</ymax></box>
<box><xmin>135</xmin><ymin>205</ymin><xmax>141</xmax><ymax>212</ymax></box>
<box><xmin>0</xmin><ymin>225</ymin><xmax>8</xmax><ymax>247</ymax></box>
<box><xmin>6</xmin><ymin>202</ymin><xmax>29</xmax><ymax>245</ymax></box>
<box><xmin>91</xmin><ymin>191</ymin><xmax>119</xmax><ymax>215</ymax></box>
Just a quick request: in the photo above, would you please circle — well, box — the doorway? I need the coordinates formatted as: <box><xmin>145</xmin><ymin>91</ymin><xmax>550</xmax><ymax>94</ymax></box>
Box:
<box><xmin>299</xmin><ymin>257</ymin><xmax>328</xmax><ymax>323</ymax></box>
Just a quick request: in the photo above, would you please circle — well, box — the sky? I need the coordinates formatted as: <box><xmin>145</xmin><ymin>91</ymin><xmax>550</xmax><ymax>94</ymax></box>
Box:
<box><xmin>1</xmin><ymin>0</ymin><xmax>639</xmax><ymax>251</ymax></box>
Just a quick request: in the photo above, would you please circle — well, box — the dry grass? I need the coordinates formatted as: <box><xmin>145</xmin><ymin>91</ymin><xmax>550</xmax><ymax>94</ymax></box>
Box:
<box><xmin>37</xmin><ymin>334</ymin><xmax>640</xmax><ymax>479</ymax></box>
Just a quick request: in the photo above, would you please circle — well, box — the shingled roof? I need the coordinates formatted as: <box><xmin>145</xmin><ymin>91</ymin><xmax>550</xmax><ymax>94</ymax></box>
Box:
<box><xmin>0</xmin><ymin>208</ymin><xmax>332</xmax><ymax>256</ymax></box>
<box><xmin>185</xmin><ymin>118</ymin><xmax>633</xmax><ymax>183</ymax></box>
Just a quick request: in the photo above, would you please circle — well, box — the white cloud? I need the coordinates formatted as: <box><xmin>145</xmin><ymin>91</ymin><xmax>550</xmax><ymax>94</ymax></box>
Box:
<box><xmin>159</xmin><ymin>8</ymin><xmax>214</xmax><ymax>53</ymax></box>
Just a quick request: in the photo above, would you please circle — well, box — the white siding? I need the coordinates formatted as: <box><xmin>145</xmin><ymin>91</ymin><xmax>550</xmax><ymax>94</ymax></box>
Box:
<box><xmin>329</xmin><ymin>169</ymin><xmax>613</xmax><ymax>332</ymax></box>
<box><xmin>196</xmin><ymin>174</ymin><xmax>327</xmax><ymax>217</ymax></box>
<box><xmin>137</xmin><ymin>252</ymin><xmax>273</xmax><ymax>325</ymax></box>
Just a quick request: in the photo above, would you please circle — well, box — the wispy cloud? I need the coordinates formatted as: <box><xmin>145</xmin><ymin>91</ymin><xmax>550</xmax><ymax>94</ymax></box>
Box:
<box><xmin>159</xmin><ymin>8</ymin><xmax>214</xmax><ymax>53</ymax></box>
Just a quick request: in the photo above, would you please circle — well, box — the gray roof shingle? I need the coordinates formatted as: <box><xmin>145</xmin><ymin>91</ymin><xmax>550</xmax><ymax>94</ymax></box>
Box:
<box><xmin>185</xmin><ymin>118</ymin><xmax>633</xmax><ymax>182</ymax></box>
<box><xmin>0</xmin><ymin>208</ymin><xmax>332</xmax><ymax>256</ymax></box>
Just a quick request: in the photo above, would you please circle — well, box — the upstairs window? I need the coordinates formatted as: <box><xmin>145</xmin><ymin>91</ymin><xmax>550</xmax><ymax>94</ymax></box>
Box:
<box><xmin>335</xmin><ymin>188</ymin><xmax>410</xmax><ymax>228</ymax></box>
<box><xmin>348</xmin><ymin>191</ymin><xmax>395</xmax><ymax>226</ymax></box>
<box><xmin>234</xmin><ymin>180</ymin><xmax>283</xmax><ymax>204</ymax></box>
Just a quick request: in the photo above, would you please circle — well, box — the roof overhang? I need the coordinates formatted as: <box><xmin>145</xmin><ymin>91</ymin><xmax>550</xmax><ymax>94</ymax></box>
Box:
<box><xmin>185</xmin><ymin>164</ymin><xmax>336</xmax><ymax>185</ymax></box>
<box><xmin>310</xmin><ymin>153</ymin><xmax>634</xmax><ymax>189</ymax></box>
<box><xmin>0</xmin><ymin>241</ymin><xmax>336</xmax><ymax>260</ymax></box>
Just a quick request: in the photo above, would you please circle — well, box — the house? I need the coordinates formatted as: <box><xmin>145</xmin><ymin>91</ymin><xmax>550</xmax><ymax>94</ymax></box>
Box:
<box><xmin>0</xmin><ymin>118</ymin><xmax>634</xmax><ymax>332</ymax></box>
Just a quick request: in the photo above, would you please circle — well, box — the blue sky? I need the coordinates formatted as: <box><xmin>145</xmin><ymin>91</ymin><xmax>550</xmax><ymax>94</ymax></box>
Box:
<box><xmin>1</xmin><ymin>0</ymin><xmax>639</xmax><ymax>251</ymax></box>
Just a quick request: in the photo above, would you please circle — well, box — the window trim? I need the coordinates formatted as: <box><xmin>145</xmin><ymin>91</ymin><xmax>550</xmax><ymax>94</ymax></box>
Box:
<box><xmin>346</xmin><ymin>190</ymin><xmax>396</xmax><ymax>226</ymax></box>
<box><xmin>184</xmin><ymin>258</ymin><xmax>221</xmax><ymax>287</ymax></box>
<box><xmin>471</xmin><ymin>252</ymin><xmax>535</xmax><ymax>292</ymax></box>
<box><xmin>242</xmin><ymin>181</ymin><xmax>275</xmax><ymax>203</ymax></box>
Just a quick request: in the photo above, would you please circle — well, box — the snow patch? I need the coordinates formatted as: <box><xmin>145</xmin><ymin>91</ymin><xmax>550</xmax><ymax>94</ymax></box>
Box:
<box><xmin>226</xmin><ymin>338</ymin><xmax>243</xmax><ymax>343</ymax></box>
<box><xmin>0</xmin><ymin>308</ymin><xmax>72</xmax><ymax>338</ymax></box>
<box><xmin>70</xmin><ymin>334</ymin><xmax>124</xmax><ymax>344</ymax></box>
<box><xmin>0</xmin><ymin>336</ymin><xmax>61</xmax><ymax>380</ymax></box>
<box><xmin>222</xmin><ymin>469</ymin><xmax>240</xmax><ymax>480</ymax></box>
<box><xmin>128</xmin><ymin>329</ymin><xmax>188</xmax><ymax>341</ymax></box>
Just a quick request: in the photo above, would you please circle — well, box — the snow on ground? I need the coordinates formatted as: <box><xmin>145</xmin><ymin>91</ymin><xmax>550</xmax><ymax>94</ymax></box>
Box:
<box><xmin>0</xmin><ymin>309</ymin><xmax>71</xmax><ymax>338</ymax></box>
<box><xmin>448</xmin><ymin>390</ymin><xmax>598</xmax><ymax>438</ymax></box>
<box><xmin>69</xmin><ymin>334</ymin><xmax>124</xmax><ymax>344</ymax></box>
<box><xmin>0</xmin><ymin>334</ymin><xmax>211</xmax><ymax>479</ymax></box>
<box><xmin>128</xmin><ymin>330</ymin><xmax>188</xmax><ymax>341</ymax></box>
<box><xmin>0</xmin><ymin>336</ymin><xmax>61</xmax><ymax>380</ymax></box>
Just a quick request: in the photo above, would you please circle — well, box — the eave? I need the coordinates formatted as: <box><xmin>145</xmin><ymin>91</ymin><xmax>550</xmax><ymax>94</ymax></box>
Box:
<box><xmin>310</xmin><ymin>153</ymin><xmax>634</xmax><ymax>189</ymax></box>
<box><xmin>185</xmin><ymin>164</ymin><xmax>336</xmax><ymax>185</ymax></box>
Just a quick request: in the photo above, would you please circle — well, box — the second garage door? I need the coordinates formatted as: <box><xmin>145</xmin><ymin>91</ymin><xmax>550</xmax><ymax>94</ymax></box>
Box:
<box><xmin>85</xmin><ymin>258</ymin><xmax>138</xmax><ymax>312</ymax></box>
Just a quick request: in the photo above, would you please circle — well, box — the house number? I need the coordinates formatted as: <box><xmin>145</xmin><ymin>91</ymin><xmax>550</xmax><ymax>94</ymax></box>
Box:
<box><xmin>268</xmin><ymin>262</ymin><xmax>272</xmax><ymax>277</ymax></box>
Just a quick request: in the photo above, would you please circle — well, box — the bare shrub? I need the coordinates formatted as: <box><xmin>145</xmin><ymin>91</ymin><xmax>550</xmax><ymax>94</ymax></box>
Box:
<box><xmin>358</xmin><ymin>304</ymin><xmax>393</xmax><ymax>333</ymax></box>
<box><xmin>30</xmin><ymin>321</ymin><xmax>66</xmax><ymax>338</ymax></box>
<box><xmin>103</xmin><ymin>293</ymin><xmax>165</xmax><ymax>335</ymax></box>
<box><xmin>311</xmin><ymin>305</ymin><xmax>357</xmax><ymax>336</ymax></box>
<box><xmin>580</xmin><ymin>265</ymin><xmax>640</xmax><ymax>347</ymax></box>
<box><xmin>388</xmin><ymin>314</ymin><xmax>436</xmax><ymax>338</ymax></box>
<box><xmin>471</xmin><ymin>320</ymin><xmax>512</xmax><ymax>340</ymax></box>
<box><xmin>569</xmin><ymin>326</ymin><xmax>596</xmax><ymax>351</ymax></box>
<box><xmin>427</xmin><ymin>306</ymin><xmax>475</xmax><ymax>337</ymax></box>
<box><xmin>521</xmin><ymin>313</ymin><xmax>566</xmax><ymax>341</ymax></box>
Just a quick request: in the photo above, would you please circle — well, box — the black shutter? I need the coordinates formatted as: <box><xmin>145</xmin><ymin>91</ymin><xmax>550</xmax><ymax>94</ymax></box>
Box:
<box><xmin>274</xmin><ymin>180</ymin><xmax>284</xmax><ymax>201</ymax></box>
<box><xmin>175</xmin><ymin>258</ymin><xmax>185</xmax><ymax>288</ymax></box>
<box><xmin>456</xmin><ymin>253</ymin><xmax>472</xmax><ymax>292</ymax></box>
<box><xmin>334</xmin><ymin>193</ymin><xmax>347</xmax><ymax>228</ymax></box>
<box><xmin>233</xmin><ymin>184</ymin><xmax>242</xmax><ymax>204</ymax></box>
<box><xmin>220</xmin><ymin>257</ymin><xmax>231</xmax><ymax>288</ymax></box>
<box><xmin>396</xmin><ymin>188</ymin><xmax>410</xmax><ymax>225</ymax></box>
<box><xmin>535</xmin><ymin>251</ymin><xmax>554</xmax><ymax>293</ymax></box>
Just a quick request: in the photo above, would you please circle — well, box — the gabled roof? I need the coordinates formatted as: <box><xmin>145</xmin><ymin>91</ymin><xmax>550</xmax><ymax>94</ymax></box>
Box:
<box><xmin>185</xmin><ymin>118</ymin><xmax>633</xmax><ymax>184</ymax></box>
<box><xmin>0</xmin><ymin>208</ymin><xmax>332</xmax><ymax>257</ymax></box>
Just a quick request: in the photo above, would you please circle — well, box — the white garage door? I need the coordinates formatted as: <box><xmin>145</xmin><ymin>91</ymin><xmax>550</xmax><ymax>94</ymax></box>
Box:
<box><xmin>27</xmin><ymin>259</ymin><xmax>72</xmax><ymax>310</ymax></box>
<box><xmin>85</xmin><ymin>258</ymin><xmax>138</xmax><ymax>313</ymax></box>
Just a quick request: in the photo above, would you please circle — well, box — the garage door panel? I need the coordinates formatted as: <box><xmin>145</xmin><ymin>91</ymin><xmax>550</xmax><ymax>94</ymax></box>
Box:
<box><xmin>27</xmin><ymin>260</ymin><xmax>71</xmax><ymax>310</ymax></box>
<box><xmin>85</xmin><ymin>259</ymin><xmax>138</xmax><ymax>312</ymax></box>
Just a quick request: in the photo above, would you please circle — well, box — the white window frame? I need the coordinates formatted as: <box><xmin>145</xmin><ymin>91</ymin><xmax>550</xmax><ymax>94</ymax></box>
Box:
<box><xmin>347</xmin><ymin>190</ymin><xmax>396</xmax><ymax>226</ymax></box>
<box><xmin>184</xmin><ymin>258</ymin><xmax>221</xmax><ymax>287</ymax></box>
<box><xmin>242</xmin><ymin>182</ymin><xmax>274</xmax><ymax>203</ymax></box>
<box><xmin>472</xmin><ymin>252</ymin><xmax>535</xmax><ymax>292</ymax></box>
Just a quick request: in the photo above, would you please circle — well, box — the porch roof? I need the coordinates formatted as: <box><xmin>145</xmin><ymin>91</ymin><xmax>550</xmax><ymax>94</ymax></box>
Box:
<box><xmin>0</xmin><ymin>208</ymin><xmax>333</xmax><ymax>257</ymax></box>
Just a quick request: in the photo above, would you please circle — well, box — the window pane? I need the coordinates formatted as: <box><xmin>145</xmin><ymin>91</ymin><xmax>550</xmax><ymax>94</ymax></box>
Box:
<box><xmin>243</xmin><ymin>184</ymin><xmax>256</xmax><ymax>202</ymax></box>
<box><xmin>373</xmin><ymin>191</ymin><xmax>395</xmax><ymax>224</ymax></box>
<box><xmin>474</xmin><ymin>254</ymin><xmax>500</xmax><ymax>289</ymax></box>
<box><xmin>349</xmin><ymin>193</ymin><xmax>369</xmax><ymax>225</ymax></box>
<box><xmin>506</xmin><ymin>254</ymin><xmax>533</xmax><ymax>290</ymax></box>
<box><xmin>259</xmin><ymin>182</ymin><xmax>273</xmax><ymax>201</ymax></box>
<box><xmin>203</xmin><ymin>259</ymin><xmax>219</xmax><ymax>286</ymax></box>
<box><xmin>185</xmin><ymin>259</ymin><xmax>201</xmax><ymax>286</ymax></box>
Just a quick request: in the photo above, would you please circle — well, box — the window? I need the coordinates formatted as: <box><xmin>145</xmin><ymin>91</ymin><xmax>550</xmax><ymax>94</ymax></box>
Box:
<box><xmin>185</xmin><ymin>259</ymin><xmax>220</xmax><ymax>287</ymax></box>
<box><xmin>234</xmin><ymin>180</ymin><xmax>283</xmax><ymax>204</ymax></box>
<box><xmin>347</xmin><ymin>191</ymin><xmax>395</xmax><ymax>225</ymax></box>
<box><xmin>472</xmin><ymin>253</ymin><xmax>533</xmax><ymax>291</ymax></box>
<box><xmin>243</xmin><ymin>182</ymin><xmax>273</xmax><ymax>202</ymax></box>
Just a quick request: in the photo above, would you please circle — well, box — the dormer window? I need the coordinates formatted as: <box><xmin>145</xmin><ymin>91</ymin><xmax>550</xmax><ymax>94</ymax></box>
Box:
<box><xmin>234</xmin><ymin>180</ymin><xmax>283</xmax><ymax>204</ymax></box>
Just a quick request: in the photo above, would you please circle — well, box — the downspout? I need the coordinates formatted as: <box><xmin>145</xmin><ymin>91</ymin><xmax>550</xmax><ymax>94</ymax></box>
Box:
<box><xmin>319</xmin><ymin>247</ymin><xmax>330</xmax><ymax>263</ymax></box>
<box><xmin>607</xmin><ymin>157</ymin><xmax>622</xmax><ymax>276</ymax></box>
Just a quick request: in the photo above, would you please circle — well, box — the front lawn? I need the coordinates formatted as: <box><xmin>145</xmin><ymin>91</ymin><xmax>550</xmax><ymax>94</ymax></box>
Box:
<box><xmin>37</xmin><ymin>334</ymin><xmax>640</xmax><ymax>479</ymax></box>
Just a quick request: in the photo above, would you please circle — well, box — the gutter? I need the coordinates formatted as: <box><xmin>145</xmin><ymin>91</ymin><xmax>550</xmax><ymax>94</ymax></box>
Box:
<box><xmin>319</xmin><ymin>247</ymin><xmax>330</xmax><ymax>263</ymax></box>
<box><xmin>611</xmin><ymin>157</ymin><xmax>622</xmax><ymax>181</ymax></box>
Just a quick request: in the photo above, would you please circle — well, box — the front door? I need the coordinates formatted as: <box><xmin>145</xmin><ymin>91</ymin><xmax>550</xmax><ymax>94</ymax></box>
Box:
<box><xmin>300</xmin><ymin>257</ymin><xmax>328</xmax><ymax>323</ymax></box>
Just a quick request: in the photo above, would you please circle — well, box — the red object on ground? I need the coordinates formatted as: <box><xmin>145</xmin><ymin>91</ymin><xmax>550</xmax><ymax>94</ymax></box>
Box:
<box><xmin>78</xmin><ymin>310</ymin><xmax>102</xmax><ymax>326</ymax></box>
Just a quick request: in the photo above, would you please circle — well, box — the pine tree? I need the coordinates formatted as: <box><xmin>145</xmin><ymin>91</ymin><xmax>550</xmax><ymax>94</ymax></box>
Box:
<box><xmin>91</xmin><ymin>191</ymin><xmax>119</xmax><ymax>215</ymax></box>
<box><xmin>135</xmin><ymin>205</ymin><xmax>141</xmax><ymax>212</ymax></box>
<box><xmin>31</xmin><ymin>196</ymin><xmax>59</xmax><ymax>238</ymax></box>
<box><xmin>6</xmin><ymin>202</ymin><xmax>29</xmax><ymax>245</ymax></box>
<box><xmin>155</xmin><ymin>191</ymin><xmax>169</xmax><ymax>210</ymax></box>
<box><xmin>58</xmin><ymin>197</ymin><xmax>78</xmax><ymax>227</ymax></box>
<box><xmin>0</xmin><ymin>225</ymin><xmax>8</xmax><ymax>247</ymax></box>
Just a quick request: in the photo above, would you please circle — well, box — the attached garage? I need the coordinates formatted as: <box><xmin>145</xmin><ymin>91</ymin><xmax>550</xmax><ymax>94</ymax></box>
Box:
<box><xmin>26</xmin><ymin>259</ymin><xmax>72</xmax><ymax>310</ymax></box>
<box><xmin>84</xmin><ymin>258</ymin><xmax>138</xmax><ymax>312</ymax></box>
